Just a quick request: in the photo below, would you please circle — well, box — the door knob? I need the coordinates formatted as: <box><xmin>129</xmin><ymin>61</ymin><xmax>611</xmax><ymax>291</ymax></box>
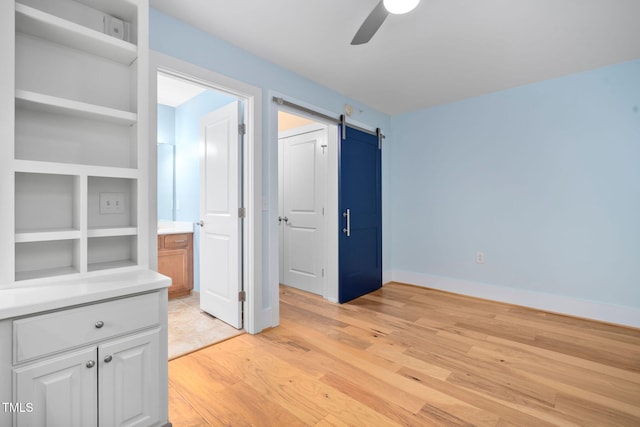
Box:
<box><xmin>95</xmin><ymin>321</ymin><xmax>104</xmax><ymax>329</ymax></box>
<box><xmin>196</xmin><ymin>220</ymin><xmax>204</xmax><ymax>227</ymax></box>
<box><xmin>86</xmin><ymin>360</ymin><xmax>95</xmax><ymax>368</ymax></box>
<box><xmin>104</xmin><ymin>355</ymin><xmax>113</xmax><ymax>363</ymax></box>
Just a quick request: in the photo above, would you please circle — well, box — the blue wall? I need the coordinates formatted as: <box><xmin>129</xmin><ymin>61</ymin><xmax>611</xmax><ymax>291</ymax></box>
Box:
<box><xmin>389</xmin><ymin>60</ymin><xmax>640</xmax><ymax>310</ymax></box>
<box><xmin>150</xmin><ymin>8</ymin><xmax>638</xmax><ymax>324</ymax></box>
<box><xmin>157</xmin><ymin>103</ymin><xmax>175</xmax><ymax>145</ymax></box>
<box><xmin>174</xmin><ymin>91</ymin><xmax>236</xmax><ymax>224</ymax></box>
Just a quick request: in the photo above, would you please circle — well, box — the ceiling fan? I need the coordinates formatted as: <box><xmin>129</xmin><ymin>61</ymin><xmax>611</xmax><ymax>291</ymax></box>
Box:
<box><xmin>351</xmin><ymin>0</ymin><xmax>421</xmax><ymax>45</ymax></box>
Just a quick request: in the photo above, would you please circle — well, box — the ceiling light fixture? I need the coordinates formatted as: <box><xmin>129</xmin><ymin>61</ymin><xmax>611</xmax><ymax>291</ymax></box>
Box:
<box><xmin>383</xmin><ymin>0</ymin><xmax>420</xmax><ymax>14</ymax></box>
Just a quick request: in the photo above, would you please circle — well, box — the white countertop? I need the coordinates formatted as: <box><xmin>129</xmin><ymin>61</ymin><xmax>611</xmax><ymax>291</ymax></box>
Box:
<box><xmin>0</xmin><ymin>269</ymin><xmax>171</xmax><ymax>320</ymax></box>
<box><xmin>157</xmin><ymin>220</ymin><xmax>194</xmax><ymax>235</ymax></box>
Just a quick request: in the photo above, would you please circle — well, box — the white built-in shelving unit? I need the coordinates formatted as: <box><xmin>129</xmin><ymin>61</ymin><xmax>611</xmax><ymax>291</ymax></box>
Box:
<box><xmin>3</xmin><ymin>0</ymin><xmax>149</xmax><ymax>286</ymax></box>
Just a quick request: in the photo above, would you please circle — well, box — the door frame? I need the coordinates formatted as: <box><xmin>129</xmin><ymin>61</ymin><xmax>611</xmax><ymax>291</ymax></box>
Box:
<box><xmin>149</xmin><ymin>51</ymin><xmax>263</xmax><ymax>334</ymax></box>
<box><xmin>278</xmin><ymin>122</ymin><xmax>329</xmax><ymax>297</ymax></box>
<box><xmin>269</xmin><ymin>94</ymin><xmax>342</xmax><ymax>318</ymax></box>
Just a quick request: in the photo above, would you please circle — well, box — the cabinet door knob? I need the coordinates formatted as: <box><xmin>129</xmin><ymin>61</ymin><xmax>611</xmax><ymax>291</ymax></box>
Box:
<box><xmin>86</xmin><ymin>360</ymin><xmax>96</xmax><ymax>368</ymax></box>
<box><xmin>95</xmin><ymin>321</ymin><xmax>104</xmax><ymax>329</ymax></box>
<box><xmin>104</xmin><ymin>355</ymin><xmax>113</xmax><ymax>363</ymax></box>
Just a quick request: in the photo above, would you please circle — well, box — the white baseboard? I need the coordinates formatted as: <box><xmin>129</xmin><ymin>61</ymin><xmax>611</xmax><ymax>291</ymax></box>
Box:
<box><xmin>389</xmin><ymin>270</ymin><xmax>640</xmax><ymax>329</ymax></box>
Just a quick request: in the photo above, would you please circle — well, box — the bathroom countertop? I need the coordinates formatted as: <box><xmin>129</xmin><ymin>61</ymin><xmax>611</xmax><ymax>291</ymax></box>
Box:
<box><xmin>0</xmin><ymin>269</ymin><xmax>171</xmax><ymax>320</ymax></box>
<box><xmin>158</xmin><ymin>220</ymin><xmax>194</xmax><ymax>235</ymax></box>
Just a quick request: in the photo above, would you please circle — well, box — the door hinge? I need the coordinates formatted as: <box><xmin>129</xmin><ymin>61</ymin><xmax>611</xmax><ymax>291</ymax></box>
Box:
<box><xmin>238</xmin><ymin>123</ymin><xmax>246</xmax><ymax>135</ymax></box>
<box><xmin>238</xmin><ymin>290</ymin><xmax>246</xmax><ymax>302</ymax></box>
<box><xmin>238</xmin><ymin>207</ymin><xmax>246</xmax><ymax>218</ymax></box>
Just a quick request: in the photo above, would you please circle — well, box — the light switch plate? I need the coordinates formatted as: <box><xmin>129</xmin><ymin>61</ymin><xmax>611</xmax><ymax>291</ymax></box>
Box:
<box><xmin>99</xmin><ymin>192</ymin><xmax>125</xmax><ymax>214</ymax></box>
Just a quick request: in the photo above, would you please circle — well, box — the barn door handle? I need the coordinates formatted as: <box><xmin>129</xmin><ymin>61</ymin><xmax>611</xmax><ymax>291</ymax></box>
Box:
<box><xmin>342</xmin><ymin>209</ymin><xmax>351</xmax><ymax>237</ymax></box>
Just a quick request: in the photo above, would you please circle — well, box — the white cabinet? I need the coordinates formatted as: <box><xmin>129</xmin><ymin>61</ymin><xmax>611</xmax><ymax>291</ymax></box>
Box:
<box><xmin>10</xmin><ymin>292</ymin><xmax>164</xmax><ymax>427</ymax></box>
<box><xmin>99</xmin><ymin>329</ymin><xmax>160</xmax><ymax>427</ymax></box>
<box><xmin>14</xmin><ymin>347</ymin><xmax>98</xmax><ymax>427</ymax></box>
<box><xmin>2</xmin><ymin>0</ymin><xmax>150</xmax><ymax>285</ymax></box>
<box><xmin>0</xmin><ymin>0</ymin><xmax>169</xmax><ymax>425</ymax></box>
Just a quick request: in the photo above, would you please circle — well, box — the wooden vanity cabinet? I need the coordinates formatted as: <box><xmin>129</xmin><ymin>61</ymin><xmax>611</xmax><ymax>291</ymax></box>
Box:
<box><xmin>158</xmin><ymin>233</ymin><xmax>194</xmax><ymax>299</ymax></box>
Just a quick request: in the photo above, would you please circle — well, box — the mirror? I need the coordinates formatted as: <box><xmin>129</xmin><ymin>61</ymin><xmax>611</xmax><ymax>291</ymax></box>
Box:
<box><xmin>157</xmin><ymin>142</ymin><xmax>175</xmax><ymax>221</ymax></box>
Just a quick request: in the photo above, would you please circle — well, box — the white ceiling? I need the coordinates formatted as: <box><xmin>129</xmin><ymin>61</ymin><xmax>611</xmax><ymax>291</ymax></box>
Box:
<box><xmin>157</xmin><ymin>73</ymin><xmax>206</xmax><ymax>107</ymax></box>
<box><xmin>150</xmin><ymin>0</ymin><xmax>640</xmax><ymax>116</ymax></box>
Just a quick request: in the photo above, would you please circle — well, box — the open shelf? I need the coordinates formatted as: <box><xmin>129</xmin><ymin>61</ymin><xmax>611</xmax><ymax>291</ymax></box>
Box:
<box><xmin>87</xmin><ymin>226</ymin><xmax>137</xmax><ymax>238</ymax></box>
<box><xmin>88</xmin><ymin>176</ymin><xmax>137</xmax><ymax>230</ymax></box>
<box><xmin>15</xmin><ymin>172</ymin><xmax>79</xmax><ymax>235</ymax></box>
<box><xmin>15</xmin><ymin>107</ymin><xmax>137</xmax><ymax>169</ymax></box>
<box><xmin>88</xmin><ymin>235</ymin><xmax>137</xmax><ymax>272</ymax></box>
<box><xmin>15</xmin><ymin>266</ymin><xmax>79</xmax><ymax>282</ymax></box>
<box><xmin>15</xmin><ymin>239</ymin><xmax>80</xmax><ymax>282</ymax></box>
<box><xmin>6</xmin><ymin>0</ymin><xmax>147</xmax><ymax>286</ymax></box>
<box><xmin>15</xmin><ymin>3</ymin><xmax>137</xmax><ymax>65</ymax></box>
<box><xmin>16</xmin><ymin>228</ymin><xmax>81</xmax><ymax>243</ymax></box>
<box><xmin>16</xmin><ymin>90</ymin><xmax>137</xmax><ymax>125</ymax></box>
<box><xmin>14</xmin><ymin>160</ymin><xmax>138</xmax><ymax>179</ymax></box>
<box><xmin>88</xmin><ymin>259</ymin><xmax>137</xmax><ymax>272</ymax></box>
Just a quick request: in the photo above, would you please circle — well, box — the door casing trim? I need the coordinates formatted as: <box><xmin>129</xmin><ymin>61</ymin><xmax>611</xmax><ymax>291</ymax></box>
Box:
<box><xmin>149</xmin><ymin>51</ymin><xmax>263</xmax><ymax>334</ymax></box>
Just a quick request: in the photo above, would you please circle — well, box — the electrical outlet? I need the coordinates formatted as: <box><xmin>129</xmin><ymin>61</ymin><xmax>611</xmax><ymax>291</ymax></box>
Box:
<box><xmin>475</xmin><ymin>251</ymin><xmax>485</xmax><ymax>264</ymax></box>
<box><xmin>99</xmin><ymin>192</ymin><xmax>125</xmax><ymax>214</ymax></box>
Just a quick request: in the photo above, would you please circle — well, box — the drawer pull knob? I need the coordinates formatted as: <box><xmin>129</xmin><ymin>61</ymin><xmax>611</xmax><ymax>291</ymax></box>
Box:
<box><xmin>86</xmin><ymin>360</ymin><xmax>95</xmax><ymax>368</ymax></box>
<box><xmin>95</xmin><ymin>321</ymin><xmax>104</xmax><ymax>329</ymax></box>
<box><xmin>104</xmin><ymin>355</ymin><xmax>113</xmax><ymax>363</ymax></box>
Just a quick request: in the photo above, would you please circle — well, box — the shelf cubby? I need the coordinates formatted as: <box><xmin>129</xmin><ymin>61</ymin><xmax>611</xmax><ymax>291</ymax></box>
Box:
<box><xmin>15</xmin><ymin>103</ymin><xmax>137</xmax><ymax>168</ymax></box>
<box><xmin>15</xmin><ymin>172</ymin><xmax>80</xmax><ymax>237</ymax></box>
<box><xmin>16</xmin><ymin>0</ymin><xmax>139</xmax><ymax>45</ymax></box>
<box><xmin>15</xmin><ymin>3</ymin><xmax>137</xmax><ymax>65</ymax></box>
<box><xmin>15</xmin><ymin>239</ymin><xmax>81</xmax><ymax>281</ymax></box>
<box><xmin>87</xmin><ymin>176</ymin><xmax>137</xmax><ymax>238</ymax></box>
<box><xmin>88</xmin><ymin>235</ymin><xmax>137</xmax><ymax>272</ymax></box>
<box><xmin>15</xmin><ymin>90</ymin><xmax>136</xmax><ymax>125</ymax></box>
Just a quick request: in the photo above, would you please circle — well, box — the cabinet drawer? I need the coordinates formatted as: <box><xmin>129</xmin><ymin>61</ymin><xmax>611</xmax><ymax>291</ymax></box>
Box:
<box><xmin>163</xmin><ymin>233</ymin><xmax>191</xmax><ymax>249</ymax></box>
<box><xmin>13</xmin><ymin>292</ymin><xmax>160</xmax><ymax>364</ymax></box>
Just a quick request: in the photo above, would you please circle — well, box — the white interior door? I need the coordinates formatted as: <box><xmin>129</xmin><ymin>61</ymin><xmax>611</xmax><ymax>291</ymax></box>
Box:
<box><xmin>199</xmin><ymin>101</ymin><xmax>242</xmax><ymax>329</ymax></box>
<box><xmin>278</xmin><ymin>127</ymin><xmax>326</xmax><ymax>295</ymax></box>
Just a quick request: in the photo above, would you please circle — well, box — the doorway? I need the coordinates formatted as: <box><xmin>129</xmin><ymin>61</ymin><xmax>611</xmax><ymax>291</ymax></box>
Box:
<box><xmin>274</xmin><ymin>100</ymin><xmax>383</xmax><ymax>307</ymax></box>
<box><xmin>277</xmin><ymin>109</ymin><xmax>339</xmax><ymax>301</ymax></box>
<box><xmin>278</xmin><ymin>114</ymin><xmax>327</xmax><ymax>296</ymax></box>
<box><xmin>156</xmin><ymin>72</ymin><xmax>245</xmax><ymax>358</ymax></box>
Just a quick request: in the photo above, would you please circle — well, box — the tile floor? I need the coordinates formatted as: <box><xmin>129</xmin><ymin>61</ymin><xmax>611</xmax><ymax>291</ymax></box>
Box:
<box><xmin>168</xmin><ymin>291</ymin><xmax>244</xmax><ymax>360</ymax></box>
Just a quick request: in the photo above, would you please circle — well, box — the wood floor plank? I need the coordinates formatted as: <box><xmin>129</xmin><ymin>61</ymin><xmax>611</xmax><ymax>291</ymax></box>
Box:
<box><xmin>168</xmin><ymin>283</ymin><xmax>640</xmax><ymax>426</ymax></box>
<box><xmin>168</xmin><ymin>383</ymin><xmax>211</xmax><ymax>426</ymax></box>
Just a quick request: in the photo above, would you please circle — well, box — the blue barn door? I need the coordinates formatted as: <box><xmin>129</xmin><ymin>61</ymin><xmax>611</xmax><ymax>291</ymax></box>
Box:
<box><xmin>338</xmin><ymin>123</ymin><xmax>382</xmax><ymax>303</ymax></box>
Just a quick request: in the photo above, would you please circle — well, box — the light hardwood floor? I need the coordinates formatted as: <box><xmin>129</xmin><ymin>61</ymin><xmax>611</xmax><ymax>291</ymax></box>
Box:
<box><xmin>168</xmin><ymin>283</ymin><xmax>640</xmax><ymax>426</ymax></box>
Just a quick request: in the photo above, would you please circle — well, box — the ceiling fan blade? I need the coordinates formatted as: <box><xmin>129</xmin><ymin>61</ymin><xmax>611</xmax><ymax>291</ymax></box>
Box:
<box><xmin>351</xmin><ymin>1</ymin><xmax>389</xmax><ymax>45</ymax></box>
